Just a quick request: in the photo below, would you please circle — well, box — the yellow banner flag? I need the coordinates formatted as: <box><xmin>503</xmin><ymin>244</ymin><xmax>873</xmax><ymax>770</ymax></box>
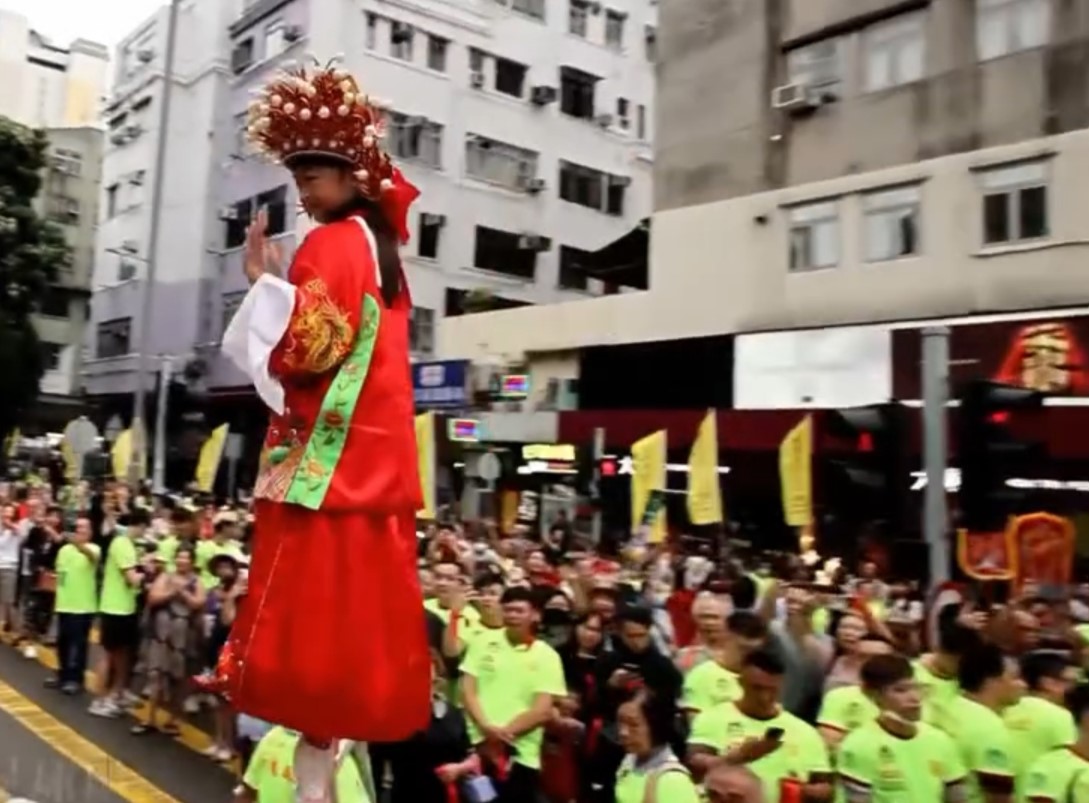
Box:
<box><xmin>779</xmin><ymin>415</ymin><xmax>814</xmax><ymax>526</ymax></box>
<box><xmin>5</xmin><ymin>427</ymin><xmax>21</xmax><ymax>458</ymax></box>
<box><xmin>631</xmin><ymin>430</ymin><xmax>667</xmax><ymax>543</ymax></box>
<box><xmin>415</xmin><ymin>412</ymin><xmax>436</xmax><ymax>519</ymax></box>
<box><xmin>61</xmin><ymin>439</ymin><xmax>78</xmax><ymax>482</ymax></box>
<box><xmin>194</xmin><ymin>424</ymin><xmax>230</xmax><ymax>493</ymax></box>
<box><xmin>687</xmin><ymin>410</ymin><xmax>723</xmax><ymax>525</ymax></box>
<box><xmin>111</xmin><ymin>429</ymin><xmax>132</xmax><ymax>480</ymax></box>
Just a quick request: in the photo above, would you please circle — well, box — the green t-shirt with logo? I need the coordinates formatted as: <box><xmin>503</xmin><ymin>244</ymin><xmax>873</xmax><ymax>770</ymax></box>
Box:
<box><xmin>54</xmin><ymin>543</ymin><xmax>101</xmax><ymax>615</ymax></box>
<box><xmin>688</xmin><ymin>702</ymin><xmax>831</xmax><ymax>803</ymax></box>
<box><xmin>460</xmin><ymin>629</ymin><xmax>566</xmax><ymax>770</ymax></box>
<box><xmin>242</xmin><ymin>727</ymin><xmax>369</xmax><ymax>803</ymax></box>
<box><xmin>614</xmin><ymin>754</ymin><xmax>700</xmax><ymax>803</ymax></box>
<box><xmin>943</xmin><ymin>695</ymin><xmax>1016</xmax><ymax>803</ymax></box>
<box><xmin>99</xmin><ymin>532</ymin><xmax>139</xmax><ymax>616</ymax></box>
<box><xmin>839</xmin><ymin>719</ymin><xmax>965</xmax><ymax>802</ymax></box>
<box><xmin>681</xmin><ymin>660</ymin><xmax>741</xmax><ymax>715</ymax></box>
<box><xmin>817</xmin><ymin>685</ymin><xmax>879</xmax><ymax>735</ymax></box>
<box><xmin>1021</xmin><ymin>747</ymin><xmax>1089</xmax><ymax>802</ymax></box>
<box><xmin>1004</xmin><ymin>694</ymin><xmax>1076</xmax><ymax>785</ymax></box>
<box><xmin>913</xmin><ymin>659</ymin><xmax>960</xmax><ymax>735</ymax></box>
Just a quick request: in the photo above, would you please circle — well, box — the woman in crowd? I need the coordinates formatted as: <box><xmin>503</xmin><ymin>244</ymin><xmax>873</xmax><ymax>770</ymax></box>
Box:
<box><xmin>614</xmin><ymin>688</ymin><xmax>700</xmax><ymax>803</ymax></box>
<box><xmin>200</xmin><ymin>553</ymin><xmax>245</xmax><ymax>761</ymax></box>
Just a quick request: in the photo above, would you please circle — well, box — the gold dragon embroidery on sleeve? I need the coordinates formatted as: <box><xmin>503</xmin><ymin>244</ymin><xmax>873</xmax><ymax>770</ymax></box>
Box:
<box><xmin>281</xmin><ymin>278</ymin><xmax>354</xmax><ymax>374</ymax></box>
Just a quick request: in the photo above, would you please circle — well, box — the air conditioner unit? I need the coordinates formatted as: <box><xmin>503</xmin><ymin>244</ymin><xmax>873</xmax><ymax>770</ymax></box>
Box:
<box><xmin>589</xmin><ymin>1</ymin><xmax>602</xmax><ymax>13</ymax></box>
<box><xmin>109</xmin><ymin>132</ymin><xmax>128</xmax><ymax>146</ymax></box>
<box><xmin>137</xmin><ymin>48</ymin><xmax>155</xmax><ymax>63</ymax></box>
<box><xmin>121</xmin><ymin>239</ymin><xmax>140</xmax><ymax>254</ymax></box>
<box><xmin>594</xmin><ymin>113</ymin><xmax>613</xmax><ymax>128</ymax></box>
<box><xmin>517</xmin><ymin>234</ymin><xmax>552</xmax><ymax>252</ymax></box>
<box><xmin>218</xmin><ymin>206</ymin><xmax>239</xmax><ymax>221</ymax></box>
<box><xmin>470</xmin><ymin>71</ymin><xmax>485</xmax><ymax>89</ymax></box>
<box><xmin>124</xmin><ymin>124</ymin><xmax>144</xmax><ymax>138</ymax></box>
<box><xmin>283</xmin><ymin>25</ymin><xmax>303</xmax><ymax>42</ymax></box>
<box><xmin>771</xmin><ymin>82</ymin><xmax>822</xmax><ymax>114</ymax></box>
<box><xmin>644</xmin><ymin>24</ymin><xmax>657</xmax><ymax>43</ymax></box>
<box><xmin>391</xmin><ymin>23</ymin><xmax>413</xmax><ymax>43</ymax></box>
<box><xmin>524</xmin><ymin>178</ymin><xmax>546</xmax><ymax>193</ymax></box>
<box><xmin>530</xmin><ymin>85</ymin><xmax>557</xmax><ymax>106</ymax></box>
<box><xmin>421</xmin><ymin>212</ymin><xmax>446</xmax><ymax>227</ymax></box>
<box><xmin>128</xmin><ymin>170</ymin><xmax>146</xmax><ymax>186</ymax></box>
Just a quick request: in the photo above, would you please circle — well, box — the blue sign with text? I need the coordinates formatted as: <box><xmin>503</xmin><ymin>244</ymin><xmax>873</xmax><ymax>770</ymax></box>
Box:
<box><xmin>412</xmin><ymin>359</ymin><xmax>469</xmax><ymax>410</ymax></box>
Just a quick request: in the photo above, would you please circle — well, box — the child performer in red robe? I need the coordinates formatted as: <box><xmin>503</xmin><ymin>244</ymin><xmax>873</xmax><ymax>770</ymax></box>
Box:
<box><xmin>217</xmin><ymin>59</ymin><xmax>431</xmax><ymax>801</ymax></box>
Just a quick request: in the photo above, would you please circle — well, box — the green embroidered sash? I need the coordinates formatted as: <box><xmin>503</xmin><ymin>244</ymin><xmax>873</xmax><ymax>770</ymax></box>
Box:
<box><xmin>283</xmin><ymin>293</ymin><xmax>381</xmax><ymax>510</ymax></box>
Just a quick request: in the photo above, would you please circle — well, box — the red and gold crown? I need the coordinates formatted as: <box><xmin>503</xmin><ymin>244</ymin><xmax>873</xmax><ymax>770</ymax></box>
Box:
<box><xmin>245</xmin><ymin>60</ymin><xmax>396</xmax><ymax>201</ymax></box>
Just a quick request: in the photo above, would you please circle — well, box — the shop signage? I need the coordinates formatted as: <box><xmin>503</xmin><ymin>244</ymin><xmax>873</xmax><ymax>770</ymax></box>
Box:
<box><xmin>448</xmin><ymin>418</ymin><xmax>482</xmax><ymax>442</ymax></box>
<box><xmin>521</xmin><ymin>444</ymin><xmax>576</xmax><ymax>462</ymax></box>
<box><xmin>598</xmin><ymin>455</ymin><xmax>731</xmax><ymax>476</ymax></box>
<box><xmin>412</xmin><ymin>360</ymin><xmax>469</xmax><ymax>409</ymax></box>
<box><xmin>500</xmin><ymin>374</ymin><xmax>530</xmax><ymax>398</ymax></box>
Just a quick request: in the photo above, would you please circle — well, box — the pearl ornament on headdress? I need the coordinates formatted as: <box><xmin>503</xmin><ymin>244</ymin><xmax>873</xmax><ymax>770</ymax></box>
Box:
<box><xmin>337</xmin><ymin>105</ymin><xmax>350</xmax><ymax>116</ymax></box>
<box><xmin>270</xmin><ymin>94</ymin><xmax>283</xmax><ymax>107</ymax></box>
<box><xmin>364</xmin><ymin>125</ymin><xmax>376</xmax><ymax>136</ymax></box>
<box><xmin>355</xmin><ymin>169</ymin><xmax>369</xmax><ymax>181</ymax></box>
<box><xmin>299</xmin><ymin>108</ymin><xmax>312</xmax><ymax>121</ymax></box>
<box><xmin>362</xmin><ymin>135</ymin><xmax>374</xmax><ymax>148</ymax></box>
<box><xmin>380</xmin><ymin>178</ymin><xmax>393</xmax><ymax>191</ymax></box>
<box><xmin>312</xmin><ymin>137</ymin><xmax>321</xmax><ymax>147</ymax></box>
<box><xmin>339</xmin><ymin>80</ymin><xmax>352</xmax><ymax>92</ymax></box>
<box><xmin>283</xmin><ymin>102</ymin><xmax>296</xmax><ymax>115</ymax></box>
<box><xmin>343</xmin><ymin>93</ymin><xmax>355</xmax><ymax>106</ymax></box>
<box><xmin>317</xmin><ymin>106</ymin><xmax>331</xmax><ymax>119</ymax></box>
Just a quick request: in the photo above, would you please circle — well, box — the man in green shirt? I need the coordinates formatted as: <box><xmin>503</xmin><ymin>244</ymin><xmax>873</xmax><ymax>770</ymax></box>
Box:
<box><xmin>838</xmin><ymin>653</ymin><xmax>967</xmax><ymax>802</ymax></box>
<box><xmin>233</xmin><ymin>727</ymin><xmax>371</xmax><ymax>803</ymax></box>
<box><xmin>1004</xmin><ymin>651</ymin><xmax>1078</xmax><ymax>785</ymax></box>
<box><xmin>1021</xmin><ymin>683</ymin><xmax>1089</xmax><ymax>802</ymax></box>
<box><xmin>47</xmin><ymin>516</ymin><xmax>100</xmax><ymax>695</ymax></box>
<box><xmin>90</xmin><ymin>510</ymin><xmax>148</xmax><ymax>717</ymax></box>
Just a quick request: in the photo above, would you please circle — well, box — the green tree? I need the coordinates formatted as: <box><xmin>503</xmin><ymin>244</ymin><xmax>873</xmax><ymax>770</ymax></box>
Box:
<box><xmin>0</xmin><ymin>117</ymin><xmax>72</xmax><ymax>444</ymax></box>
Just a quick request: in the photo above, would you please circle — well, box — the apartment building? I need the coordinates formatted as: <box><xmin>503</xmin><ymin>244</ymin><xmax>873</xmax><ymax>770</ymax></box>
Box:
<box><xmin>438</xmin><ymin>0</ymin><xmax>1089</xmax><ymax>366</ymax></box>
<box><xmin>0</xmin><ymin>8</ymin><xmax>109</xmax><ymax>130</ymax></box>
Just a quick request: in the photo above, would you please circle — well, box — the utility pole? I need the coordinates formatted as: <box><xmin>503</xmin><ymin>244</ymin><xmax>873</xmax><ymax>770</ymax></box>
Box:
<box><xmin>591</xmin><ymin>427</ymin><xmax>605</xmax><ymax>545</ymax></box>
<box><xmin>151</xmin><ymin>356</ymin><xmax>172</xmax><ymax>493</ymax></box>
<box><xmin>129</xmin><ymin>0</ymin><xmax>180</xmax><ymax>487</ymax></box>
<box><xmin>921</xmin><ymin>326</ymin><xmax>951</xmax><ymax>585</ymax></box>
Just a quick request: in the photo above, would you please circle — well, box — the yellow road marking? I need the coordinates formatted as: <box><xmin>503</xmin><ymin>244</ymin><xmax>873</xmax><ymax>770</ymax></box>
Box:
<box><xmin>0</xmin><ymin>678</ymin><xmax>182</xmax><ymax>803</ymax></box>
<box><xmin>27</xmin><ymin>643</ymin><xmax>239</xmax><ymax>775</ymax></box>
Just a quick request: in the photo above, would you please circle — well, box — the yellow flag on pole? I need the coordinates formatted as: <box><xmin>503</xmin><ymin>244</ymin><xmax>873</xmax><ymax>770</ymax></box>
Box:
<box><xmin>61</xmin><ymin>439</ymin><xmax>78</xmax><ymax>482</ymax></box>
<box><xmin>415</xmin><ymin>412</ymin><xmax>436</xmax><ymax>519</ymax></box>
<box><xmin>194</xmin><ymin>424</ymin><xmax>230</xmax><ymax>493</ymax></box>
<box><xmin>631</xmin><ymin>430</ymin><xmax>667</xmax><ymax>543</ymax></box>
<box><xmin>5</xmin><ymin>428</ymin><xmax>21</xmax><ymax>458</ymax></box>
<box><xmin>687</xmin><ymin>410</ymin><xmax>723</xmax><ymax>525</ymax></box>
<box><xmin>779</xmin><ymin>415</ymin><xmax>814</xmax><ymax>526</ymax></box>
<box><xmin>111</xmin><ymin>429</ymin><xmax>132</xmax><ymax>480</ymax></box>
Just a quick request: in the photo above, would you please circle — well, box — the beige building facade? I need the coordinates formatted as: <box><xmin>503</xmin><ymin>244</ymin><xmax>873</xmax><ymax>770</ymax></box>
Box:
<box><xmin>438</xmin><ymin>0</ymin><xmax>1089</xmax><ymax>366</ymax></box>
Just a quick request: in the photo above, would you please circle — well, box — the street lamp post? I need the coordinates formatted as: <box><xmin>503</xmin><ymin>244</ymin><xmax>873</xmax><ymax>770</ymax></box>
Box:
<box><xmin>128</xmin><ymin>0</ymin><xmax>180</xmax><ymax>490</ymax></box>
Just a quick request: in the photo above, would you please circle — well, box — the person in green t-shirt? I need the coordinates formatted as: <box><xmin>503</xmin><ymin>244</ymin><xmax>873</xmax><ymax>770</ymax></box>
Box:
<box><xmin>427</xmin><ymin>560</ymin><xmax>483</xmax><ymax>660</ymax></box>
<box><xmin>838</xmin><ymin>653</ymin><xmax>967</xmax><ymax>802</ymax></box>
<box><xmin>1004</xmin><ymin>651</ymin><xmax>1078</xmax><ymax>787</ymax></box>
<box><xmin>460</xmin><ymin>586</ymin><xmax>566</xmax><ymax>798</ymax></box>
<box><xmin>687</xmin><ymin>648</ymin><xmax>833</xmax><ymax>803</ymax></box>
<box><xmin>614</xmin><ymin>687</ymin><xmax>700</xmax><ymax>803</ymax></box>
<box><xmin>48</xmin><ymin>516</ymin><xmax>100</xmax><ymax>694</ymax></box>
<box><xmin>681</xmin><ymin>611</ymin><xmax>768</xmax><ymax>719</ymax></box>
<box><xmin>195</xmin><ymin>514</ymin><xmax>245</xmax><ymax>590</ymax></box>
<box><xmin>235</xmin><ymin>726</ymin><xmax>371</xmax><ymax>803</ymax></box>
<box><xmin>90</xmin><ymin>509</ymin><xmax>148</xmax><ymax>718</ymax></box>
<box><xmin>943</xmin><ymin>643</ymin><xmax>1023</xmax><ymax>803</ymax></box>
<box><xmin>817</xmin><ymin>633</ymin><xmax>892</xmax><ymax>753</ymax></box>
<box><xmin>1021</xmin><ymin>683</ymin><xmax>1089</xmax><ymax>803</ymax></box>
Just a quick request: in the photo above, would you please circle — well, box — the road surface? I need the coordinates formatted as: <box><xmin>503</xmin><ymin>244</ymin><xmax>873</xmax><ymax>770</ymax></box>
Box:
<box><xmin>0</xmin><ymin>642</ymin><xmax>235</xmax><ymax>803</ymax></box>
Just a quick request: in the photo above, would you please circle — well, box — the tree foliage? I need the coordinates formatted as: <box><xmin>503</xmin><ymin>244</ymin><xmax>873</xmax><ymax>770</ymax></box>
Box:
<box><xmin>0</xmin><ymin>117</ymin><xmax>72</xmax><ymax>441</ymax></box>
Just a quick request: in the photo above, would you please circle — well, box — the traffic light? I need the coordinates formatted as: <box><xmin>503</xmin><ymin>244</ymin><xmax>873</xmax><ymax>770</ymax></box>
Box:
<box><xmin>826</xmin><ymin>403</ymin><xmax>908</xmax><ymax>530</ymax></box>
<box><xmin>957</xmin><ymin>380</ymin><xmax>1044</xmax><ymax>531</ymax></box>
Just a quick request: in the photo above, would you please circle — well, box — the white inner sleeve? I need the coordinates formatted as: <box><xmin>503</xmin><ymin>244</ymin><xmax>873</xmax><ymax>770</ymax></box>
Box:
<box><xmin>221</xmin><ymin>273</ymin><xmax>296</xmax><ymax>415</ymax></box>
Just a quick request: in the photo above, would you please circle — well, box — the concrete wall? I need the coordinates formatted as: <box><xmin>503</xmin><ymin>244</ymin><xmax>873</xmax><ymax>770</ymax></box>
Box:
<box><xmin>438</xmin><ymin>129</ymin><xmax>1089</xmax><ymax>355</ymax></box>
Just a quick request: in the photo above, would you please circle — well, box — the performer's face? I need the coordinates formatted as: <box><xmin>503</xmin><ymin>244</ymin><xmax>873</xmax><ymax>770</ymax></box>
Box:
<box><xmin>292</xmin><ymin>164</ymin><xmax>356</xmax><ymax>223</ymax></box>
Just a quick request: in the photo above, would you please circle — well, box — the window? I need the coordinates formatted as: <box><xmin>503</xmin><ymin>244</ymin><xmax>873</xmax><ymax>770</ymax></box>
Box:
<box><xmin>52</xmin><ymin>149</ymin><xmax>82</xmax><ymax>176</ymax></box>
<box><xmin>864</xmin><ymin>14</ymin><xmax>925</xmax><ymax>91</ymax></box>
<box><xmin>469</xmin><ymin>47</ymin><xmax>486</xmax><ymax>73</ymax></box>
<box><xmin>863</xmin><ymin>185</ymin><xmax>921</xmax><ymax>262</ymax></box>
<box><xmin>40</xmin><ymin>343</ymin><xmax>62</xmax><ymax>371</ymax></box>
<box><xmin>495</xmin><ymin>57</ymin><xmax>527</xmax><ymax>98</ymax></box>
<box><xmin>257</xmin><ymin>185</ymin><xmax>288</xmax><ymax>236</ymax></box>
<box><xmin>230</xmin><ymin>38</ymin><xmax>254</xmax><ymax>74</ymax></box>
<box><xmin>118</xmin><ymin>256</ymin><xmax>138</xmax><ymax>281</ymax></box>
<box><xmin>264</xmin><ymin>22</ymin><xmax>287</xmax><ymax>60</ymax></box>
<box><xmin>427</xmin><ymin>35</ymin><xmax>448</xmax><ymax>72</ymax></box>
<box><xmin>473</xmin><ymin>226</ymin><xmax>538</xmax><ymax>280</ymax></box>
<box><xmin>466</xmin><ymin>135</ymin><xmax>539</xmax><ymax>190</ymax></box>
<box><xmin>559</xmin><ymin>161</ymin><xmax>627</xmax><ymax>215</ymax></box>
<box><xmin>391</xmin><ymin>22</ymin><xmax>414</xmax><ymax>61</ymax></box>
<box><xmin>560</xmin><ymin>66</ymin><xmax>598</xmax><ymax>119</ymax></box>
<box><xmin>418</xmin><ymin>213</ymin><xmax>442</xmax><ymax>258</ymax></box>
<box><xmin>980</xmin><ymin>161</ymin><xmax>1049</xmax><ymax>245</ymax></box>
<box><xmin>389</xmin><ymin>113</ymin><xmax>443</xmax><ymax>168</ymax></box>
<box><xmin>410</xmin><ymin>307</ymin><xmax>435</xmax><ymax>355</ymax></box>
<box><xmin>106</xmin><ymin>184</ymin><xmax>119</xmax><ymax>218</ymax></box>
<box><xmin>569</xmin><ymin>0</ymin><xmax>589</xmax><ymax>37</ymax></box>
<box><xmin>787</xmin><ymin>39</ymin><xmax>843</xmax><ymax>97</ymax></box>
<box><xmin>512</xmin><ymin>0</ymin><xmax>545</xmax><ymax>21</ymax></box>
<box><xmin>605</xmin><ymin>10</ymin><xmax>626</xmax><ymax>49</ymax></box>
<box><xmin>637</xmin><ymin>104</ymin><xmax>647</xmax><ymax>139</ymax></box>
<box><xmin>977</xmin><ymin>0</ymin><xmax>1049</xmax><ymax>60</ymax></box>
<box><xmin>788</xmin><ymin>201</ymin><xmax>839</xmax><ymax>271</ymax></box>
<box><xmin>221</xmin><ymin>291</ymin><xmax>247</xmax><ymax>336</ymax></box>
<box><xmin>40</xmin><ymin>288</ymin><xmax>69</xmax><ymax>318</ymax></box>
<box><xmin>48</xmin><ymin>196</ymin><xmax>79</xmax><ymax>224</ymax></box>
<box><xmin>225</xmin><ymin>198</ymin><xmax>254</xmax><ymax>248</ymax></box>
<box><xmin>365</xmin><ymin>13</ymin><xmax>378</xmax><ymax>49</ymax></box>
<box><xmin>616</xmin><ymin>98</ymin><xmax>630</xmax><ymax>130</ymax></box>
<box><xmin>558</xmin><ymin>245</ymin><xmax>592</xmax><ymax>291</ymax></box>
<box><xmin>96</xmin><ymin>318</ymin><xmax>132</xmax><ymax>359</ymax></box>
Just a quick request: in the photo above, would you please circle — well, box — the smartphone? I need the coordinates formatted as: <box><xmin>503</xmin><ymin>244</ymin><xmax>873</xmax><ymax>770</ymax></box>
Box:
<box><xmin>764</xmin><ymin>727</ymin><xmax>784</xmax><ymax>742</ymax></box>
